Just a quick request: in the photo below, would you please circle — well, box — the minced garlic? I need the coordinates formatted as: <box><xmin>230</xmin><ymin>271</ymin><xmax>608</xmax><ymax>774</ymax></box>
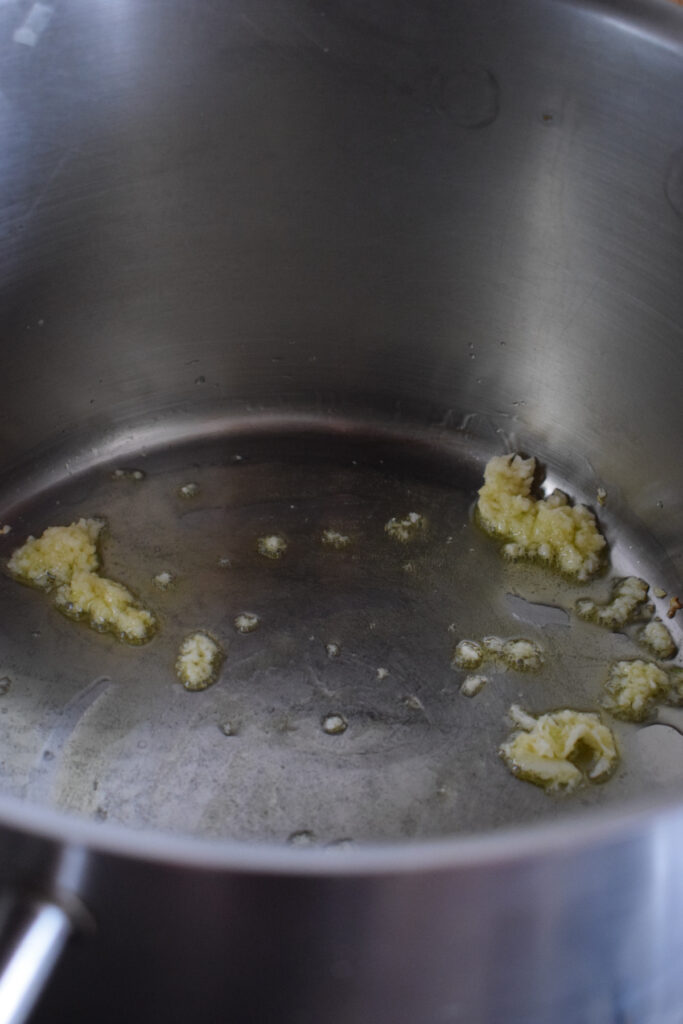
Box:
<box><xmin>452</xmin><ymin>635</ymin><xmax>542</xmax><ymax>673</ymax></box>
<box><xmin>461</xmin><ymin>674</ymin><xmax>487</xmax><ymax>697</ymax></box>
<box><xmin>8</xmin><ymin>518</ymin><xmax>103</xmax><ymax>588</ymax></box>
<box><xmin>321</xmin><ymin>529</ymin><xmax>351</xmax><ymax>549</ymax></box>
<box><xmin>640</xmin><ymin>620</ymin><xmax>677</xmax><ymax>660</ymax></box>
<box><xmin>175</xmin><ymin>631</ymin><xmax>223</xmax><ymax>690</ymax></box>
<box><xmin>234</xmin><ymin>612</ymin><xmax>260</xmax><ymax>634</ymax></box>
<box><xmin>452</xmin><ymin>640</ymin><xmax>483</xmax><ymax>670</ymax></box>
<box><xmin>384</xmin><ymin>512</ymin><xmax>427</xmax><ymax>543</ymax></box>
<box><xmin>603</xmin><ymin>659</ymin><xmax>670</xmax><ymax>722</ymax></box>
<box><xmin>500</xmin><ymin>704</ymin><xmax>618</xmax><ymax>792</ymax></box>
<box><xmin>477</xmin><ymin>454</ymin><xmax>606</xmax><ymax>579</ymax></box>
<box><xmin>482</xmin><ymin>635</ymin><xmax>505</xmax><ymax>657</ymax></box>
<box><xmin>153</xmin><ymin>571</ymin><xmax>174</xmax><ymax>590</ymax></box>
<box><xmin>666</xmin><ymin>667</ymin><xmax>683</xmax><ymax>705</ymax></box>
<box><xmin>576</xmin><ymin>577</ymin><xmax>652</xmax><ymax>629</ymax></box>
<box><xmin>257</xmin><ymin>535</ymin><xmax>287</xmax><ymax>559</ymax></box>
<box><xmin>55</xmin><ymin>571</ymin><xmax>155</xmax><ymax>643</ymax></box>
<box><xmin>8</xmin><ymin>518</ymin><xmax>156</xmax><ymax>644</ymax></box>
<box><xmin>502</xmin><ymin>638</ymin><xmax>543</xmax><ymax>672</ymax></box>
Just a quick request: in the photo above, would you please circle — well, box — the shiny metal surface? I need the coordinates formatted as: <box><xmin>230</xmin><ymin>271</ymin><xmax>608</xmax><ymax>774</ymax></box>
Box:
<box><xmin>0</xmin><ymin>0</ymin><xmax>681</xmax><ymax>1020</ymax></box>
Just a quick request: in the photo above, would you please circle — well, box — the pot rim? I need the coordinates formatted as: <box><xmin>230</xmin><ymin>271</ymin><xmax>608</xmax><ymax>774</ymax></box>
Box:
<box><xmin>560</xmin><ymin>0</ymin><xmax>683</xmax><ymax>57</ymax></box>
<box><xmin>0</xmin><ymin>786</ymin><xmax>679</xmax><ymax>876</ymax></box>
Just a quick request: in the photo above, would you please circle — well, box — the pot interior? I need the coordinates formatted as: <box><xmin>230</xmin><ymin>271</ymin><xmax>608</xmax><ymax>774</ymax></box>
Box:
<box><xmin>0</xmin><ymin>0</ymin><xmax>682</xmax><ymax>846</ymax></box>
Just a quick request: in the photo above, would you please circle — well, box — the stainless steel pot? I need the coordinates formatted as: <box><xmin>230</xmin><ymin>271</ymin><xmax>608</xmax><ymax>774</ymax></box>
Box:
<box><xmin>0</xmin><ymin>0</ymin><xmax>682</xmax><ymax>1021</ymax></box>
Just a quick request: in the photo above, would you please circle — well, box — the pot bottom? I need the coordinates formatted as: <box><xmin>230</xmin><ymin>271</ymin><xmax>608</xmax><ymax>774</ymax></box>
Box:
<box><xmin>0</xmin><ymin>416</ymin><xmax>681</xmax><ymax>844</ymax></box>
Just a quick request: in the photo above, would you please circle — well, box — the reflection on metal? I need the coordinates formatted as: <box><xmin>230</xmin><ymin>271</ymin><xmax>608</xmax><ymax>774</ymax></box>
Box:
<box><xmin>12</xmin><ymin>3</ymin><xmax>53</xmax><ymax>48</ymax></box>
<box><xmin>0</xmin><ymin>901</ymin><xmax>71</xmax><ymax>1024</ymax></box>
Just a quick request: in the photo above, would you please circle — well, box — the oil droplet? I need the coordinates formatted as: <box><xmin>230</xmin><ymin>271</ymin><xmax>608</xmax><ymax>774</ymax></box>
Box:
<box><xmin>376</xmin><ymin>667</ymin><xmax>389</xmax><ymax>680</ymax></box>
<box><xmin>505</xmin><ymin>593</ymin><xmax>569</xmax><ymax>628</ymax></box>
<box><xmin>112</xmin><ymin>468</ymin><xmax>145</xmax><ymax>481</ymax></box>
<box><xmin>217</xmin><ymin>556</ymin><xmax>232</xmax><ymax>568</ymax></box>
<box><xmin>194</xmin><ymin>375</ymin><xmax>206</xmax><ymax>384</ymax></box>
<box><xmin>42</xmin><ymin>749</ymin><xmax>55</xmax><ymax>761</ymax></box>
<box><xmin>219</xmin><ymin>721</ymin><xmax>237</xmax><ymax>736</ymax></box>
<box><xmin>325</xmin><ymin>642</ymin><xmax>341</xmax><ymax>659</ymax></box>
<box><xmin>322</xmin><ymin>713</ymin><xmax>348</xmax><ymax>735</ymax></box>
<box><xmin>95</xmin><ymin>806</ymin><xmax>108</xmax><ymax>821</ymax></box>
<box><xmin>402</xmin><ymin>694</ymin><xmax>424</xmax><ymax>711</ymax></box>
<box><xmin>0</xmin><ymin>677</ymin><xmax>11</xmax><ymax>695</ymax></box>
<box><xmin>178</xmin><ymin>482</ymin><xmax>199</xmax><ymax>498</ymax></box>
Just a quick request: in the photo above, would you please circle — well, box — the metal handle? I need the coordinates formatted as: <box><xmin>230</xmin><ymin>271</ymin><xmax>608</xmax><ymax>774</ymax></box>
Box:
<box><xmin>0</xmin><ymin>898</ymin><xmax>72</xmax><ymax>1024</ymax></box>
